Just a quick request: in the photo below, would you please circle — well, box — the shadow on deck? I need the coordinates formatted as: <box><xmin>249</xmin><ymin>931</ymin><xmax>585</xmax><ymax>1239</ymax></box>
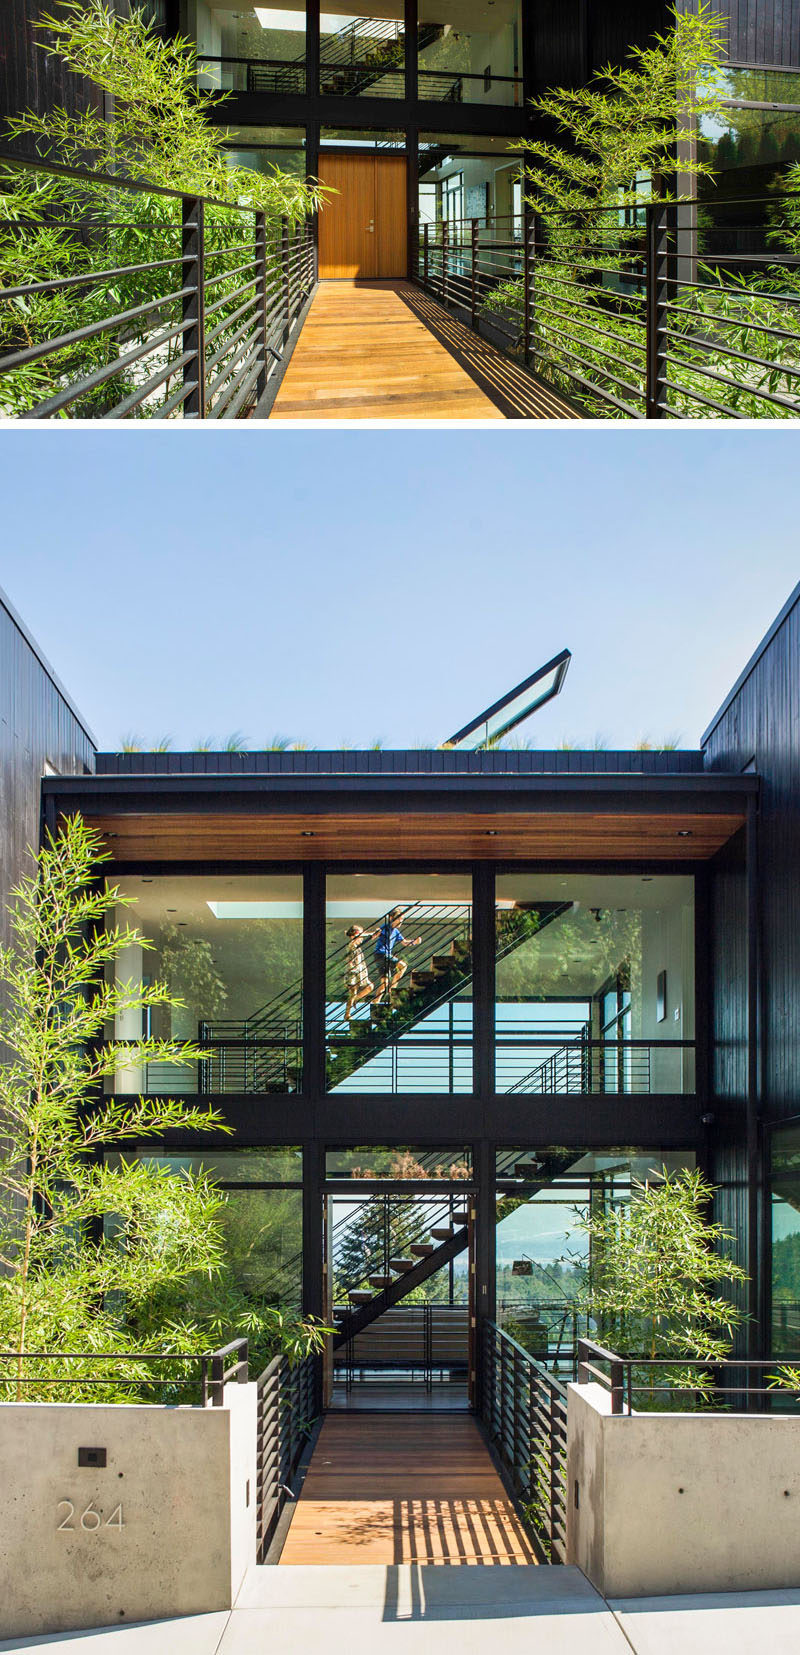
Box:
<box><xmin>267</xmin><ymin>279</ymin><xmax>578</xmax><ymax>422</ymax></box>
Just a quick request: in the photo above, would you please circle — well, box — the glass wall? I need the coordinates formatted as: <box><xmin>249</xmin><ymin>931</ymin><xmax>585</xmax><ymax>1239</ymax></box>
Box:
<box><xmin>494</xmin><ymin>1148</ymin><xmax>696</xmax><ymax>1364</ymax></box>
<box><xmin>419</xmin><ymin>133</ymin><xmax>522</xmax><ymax>229</ymax></box>
<box><xmin>325</xmin><ymin>873</ymin><xmax>473</xmax><ymax>1092</ymax></box>
<box><xmin>223</xmin><ymin>126</ymin><xmax>307</xmax><ymax>178</ymax></box>
<box><xmin>320</xmin><ymin>5</ymin><xmax>405</xmax><ymax>98</ymax></box>
<box><xmin>771</xmin><ymin>1126</ymin><xmax>800</xmax><ymax>1353</ymax></box>
<box><xmin>108</xmin><ymin>1147</ymin><xmax>303</xmax><ymax>1308</ymax></box>
<box><xmin>494</xmin><ymin>875</ymin><xmax>695</xmax><ymax>1094</ymax></box>
<box><xmin>418</xmin><ymin>0</ymin><xmax>521</xmax><ymax>105</ymax></box>
<box><xmin>111</xmin><ymin>875</ymin><xmax>303</xmax><ymax>1094</ymax></box>
<box><xmin>190</xmin><ymin>0</ymin><xmax>306</xmax><ymax>93</ymax></box>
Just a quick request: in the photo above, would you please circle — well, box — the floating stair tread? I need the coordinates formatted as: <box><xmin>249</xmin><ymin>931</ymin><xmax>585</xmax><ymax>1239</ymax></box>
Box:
<box><xmin>410</xmin><ymin>1243</ymin><xmax>435</xmax><ymax>1257</ymax></box>
<box><xmin>453</xmin><ymin>1211</ymin><xmax>469</xmax><ymax>1225</ymax></box>
<box><xmin>368</xmin><ymin>1275</ymin><xmax>393</xmax><ymax>1289</ymax></box>
<box><xmin>348</xmin><ymin>1290</ymin><xmax>374</xmax><ymax>1305</ymax></box>
<box><xmin>389</xmin><ymin>1258</ymin><xmax>415</xmax><ymax>1272</ymax></box>
<box><xmin>430</xmin><ymin>1226</ymin><xmax>455</xmax><ymax>1241</ymax></box>
<box><xmin>410</xmin><ymin>970</ymin><xmax>437</xmax><ymax>987</ymax></box>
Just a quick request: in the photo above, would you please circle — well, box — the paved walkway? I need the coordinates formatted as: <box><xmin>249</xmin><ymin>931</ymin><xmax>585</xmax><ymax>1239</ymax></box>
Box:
<box><xmin>278</xmin><ymin>1413</ymin><xmax>537</xmax><ymax>1565</ymax></box>
<box><xmin>4</xmin><ymin>1570</ymin><xmax>800</xmax><ymax>1654</ymax></box>
<box><xmin>269</xmin><ymin>280</ymin><xmax>578</xmax><ymax>421</ymax></box>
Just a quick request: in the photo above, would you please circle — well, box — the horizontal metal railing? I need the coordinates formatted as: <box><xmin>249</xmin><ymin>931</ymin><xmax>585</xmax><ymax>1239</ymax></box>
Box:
<box><xmin>0</xmin><ymin>1338</ymin><xmax>248</xmax><ymax>1406</ymax></box>
<box><xmin>577</xmin><ymin>1337</ymin><xmax>800</xmax><ymax>1413</ymax></box>
<box><xmin>0</xmin><ymin>150</ymin><xmax>317</xmax><ymax>420</ymax></box>
<box><xmin>196</xmin><ymin>54</ymin><xmax>519</xmax><ymax>102</ymax></box>
<box><xmin>256</xmin><ymin>1351</ymin><xmax>317</xmax><ymax>1560</ymax></box>
<box><xmin>334</xmin><ymin>1303</ymin><xmax>469</xmax><ymax>1389</ymax></box>
<box><xmin>481</xmin><ymin>1319</ymin><xmax>568</xmax><ymax>1561</ymax></box>
<box><xmin>416</xmin><ymin>197</ymin><xmax>800</xmax><ymax>419</ymax></box>
<box><xmin>496</xmin><ymin>1035</ymin><xmax>695</xmax><ymax>1095</ymax></box>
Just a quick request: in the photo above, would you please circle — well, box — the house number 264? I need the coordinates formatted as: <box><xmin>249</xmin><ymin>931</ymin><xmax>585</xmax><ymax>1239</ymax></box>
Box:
<box><xmin>57</xmin><ymin>1500</ymin><xmax>124</xmax><ymax>1531</ymax></box>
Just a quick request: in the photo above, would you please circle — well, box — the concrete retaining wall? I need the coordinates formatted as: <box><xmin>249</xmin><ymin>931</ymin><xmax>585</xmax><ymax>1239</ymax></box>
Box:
<box><xmin>0</xmin><ymin>1384</ymin><xmax>257</xmax><ymax>1639</ymax></box>
<box><xmin>567</xmin><ymin>1381</ymin><xmax>800</xmax><ymax>1597</ymax></box>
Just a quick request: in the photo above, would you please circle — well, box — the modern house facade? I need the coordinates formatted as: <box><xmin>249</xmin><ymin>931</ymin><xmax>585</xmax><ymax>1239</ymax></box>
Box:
<box><xmin>3</xmin><ymin>579</ymin><xmax>799</xmax><ymax>1390</ymax></box>
<box><xmin>4</xmin><ymin>0</ymin><xmax>800</xmax><ymax>282</ymax></box>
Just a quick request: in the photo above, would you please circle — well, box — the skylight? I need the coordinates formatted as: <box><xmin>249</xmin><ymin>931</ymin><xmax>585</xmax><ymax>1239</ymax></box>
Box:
<box><xmin>445</xmin><ymin>649</ymin><xmax>571</xmax><ymax>749</ymax></box>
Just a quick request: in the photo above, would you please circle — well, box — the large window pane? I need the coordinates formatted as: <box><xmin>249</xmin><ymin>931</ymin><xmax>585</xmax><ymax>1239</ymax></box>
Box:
<box><xmin>494</xmin><ymin>875</ymin><xmax>695</xmax><ymax>1095</ymax></box>
<box><xmin>107</xmin><ymin>1147</ymin><xmax>303</xmax><ymax>1308</ymax></box>
<box><xmin>190</xmin><ymin>0</ymin><xmax>306</xmax><ymax>94</ymax></box>
<box><xmin>494</xmin><ymin>1148</ymin><xmax>696</xmax><ymax>1368</ymax></box>
<box><xmin>223</xmin><ymin>126</ymin><xmax>307</xmax><ymax>179</ymax></box>
<box><xmin>771</xmin><ymin>1126</ymin><xmax>800</xmax><ymax>1353</ymax></box>
<box><xmin>419</xmin><ymin>133</ymin><xmax>522</xmax><ymax>229</ymax></box>
<box><xmin>112</xmin><ymin>875</ymin><xmax>303</xmax><ymax>1094</ymax></box>
<box><xmin>325</xmin><ymin>873</ymin><xmax>473</xmax><ymax>1093</ymax></box>
<box><xmin>418</xmin><ymin>0</ymin><xmax>522</xmax><ymax>105</ymax></box>
<box><xmin>320</xmin><ymin>7</ymin><xmax>405</xmax><ymax>99</ymax></box>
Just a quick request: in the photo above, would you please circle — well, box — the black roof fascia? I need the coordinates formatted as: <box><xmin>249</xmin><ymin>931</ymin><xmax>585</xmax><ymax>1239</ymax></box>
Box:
<box><xmin>94</xmin><ymin>748</ymin><xmax>707</xmax><ymax>777</ymax></box>
<box><xmin>43</xmin><ymin>770</ymin><xmax>758</xmax><ymax>818</ymax></box>
<box><xmin>701</xmin><ymin>577</ymin><xmax>800</xmax><ymax>747</ymax></box>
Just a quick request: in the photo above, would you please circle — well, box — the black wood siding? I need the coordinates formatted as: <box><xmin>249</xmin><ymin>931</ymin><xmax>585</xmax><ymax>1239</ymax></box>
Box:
<box><xmin>0</xmin><ymin>595</ymin><xmax>96</xmax><ymax>995</ymax></box>
<box><xmin>0</xmin><ymin>0</ymin><xmax>131</xmax><ymax>128</ymax></box>
<box><xmin>704</xmin><ymin>583</ymin><xmax>800</xmax><ymax>1125</ymax></box>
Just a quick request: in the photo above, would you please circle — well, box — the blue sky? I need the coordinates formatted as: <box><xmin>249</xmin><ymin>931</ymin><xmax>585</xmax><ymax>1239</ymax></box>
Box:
<box><xmin>1</xmin><ymin>427</ymin><xmax>797</xmax><ymax>753</ymax></box>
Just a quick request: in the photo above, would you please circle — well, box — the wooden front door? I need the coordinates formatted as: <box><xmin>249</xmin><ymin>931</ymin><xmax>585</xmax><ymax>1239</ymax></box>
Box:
<box><xmin>318</xmin><ymin>153</ymin><xmax>406</xmax><ymax>279</ymax></box>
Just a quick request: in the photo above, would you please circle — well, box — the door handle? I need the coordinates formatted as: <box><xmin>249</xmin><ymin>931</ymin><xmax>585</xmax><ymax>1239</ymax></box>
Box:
<box><xmin>367</xmin><ymin>221</ymin><xmax>374</xmax><ymax>232</ymax></box>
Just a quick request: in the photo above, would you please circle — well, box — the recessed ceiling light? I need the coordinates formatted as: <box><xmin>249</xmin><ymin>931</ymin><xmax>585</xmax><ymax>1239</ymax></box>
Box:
<box><xmin>142</xmin><ymin>877</ymin><xmax>153</xmax><ymax>883</ymax></box>
<box><xmin>486</xmin><ymin>830</ymin><xmax>499</xmax><ymax>837</ymax></box>
<box><xmin>677</xmin><ymin>830</ymin><xmax>693</xmax><ymax>838</ymax></box>
<box><xmin>301</xmin><ymin>830</ymin><xmax>315</xmax><ymax>837</ymax></box>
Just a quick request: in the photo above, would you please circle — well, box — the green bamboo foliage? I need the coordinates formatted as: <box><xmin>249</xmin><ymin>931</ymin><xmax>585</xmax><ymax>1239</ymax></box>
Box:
<box><xmin>0</xmin><ymin>815</ymin><xmax>325</xmax><ymax>1400</ymax></box>
<box><xmin>0</xmin><ymin>1</ymin><xmax>325</xmax><ymax>417</ymax></box>
<box><xmin>482</xmin><ymin>5</ymin><xmax>800</xmax><ymax>417</ymax></box>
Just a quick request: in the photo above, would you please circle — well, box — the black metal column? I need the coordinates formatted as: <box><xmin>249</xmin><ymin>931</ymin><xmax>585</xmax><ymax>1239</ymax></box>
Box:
<box><xmin>472</xmin><ymin>862</ymin><xmax>495</xmax><ymax>1100</ymax></box>
<box><xmin>302</xmin><ymin>1141</ymin><xmax>325</xmax><ymax>1322</ymax></box>
<box><xmin>746</xmin><ymin>794</ymin><xmax>763</xmax><ymax>1362</ymax></box>
<box><xmin>302</xmin><ymin>863</ymin><xmax>326</xmax><ymax>1100</ymax></box>
<box><xmin>475</xmin><ymin>1137</ymin><xmax>495</xmax><ymax>1409</ymax></box>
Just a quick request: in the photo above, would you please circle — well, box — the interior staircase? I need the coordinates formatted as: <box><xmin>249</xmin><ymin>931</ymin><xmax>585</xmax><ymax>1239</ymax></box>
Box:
<box><xmin>250</xmin><ymin>17</ymin><xmax>457</xmax><ymax>98</ymax></box>
<box><xmin>201</xmin><ymin>895</ymin><xmax>574</xmax><ymax>1095</ymax></box>
<box><xmin>330</xmin><ymin>1149</ymin><xmax>583</xmax><ymax>1349</ymax></box>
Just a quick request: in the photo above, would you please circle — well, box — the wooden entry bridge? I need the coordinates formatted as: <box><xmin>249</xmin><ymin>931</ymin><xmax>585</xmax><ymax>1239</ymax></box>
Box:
<box><xmin>278</xmin><ymin>1413</ymin><xmax>538</xmax><ymax>1565</ymax></box>
<box><xmin>268</xmin><ymin>281</ymin><xmax>578</xmax><ymax>421</ymax></box>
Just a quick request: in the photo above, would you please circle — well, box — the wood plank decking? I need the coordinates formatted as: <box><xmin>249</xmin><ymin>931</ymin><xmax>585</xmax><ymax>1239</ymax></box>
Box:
<box><xmin>279</xmin><ymin>1414</ymin><xmax>539</xmax><ymax>1566</ymax></box>
<box><xmin>269</xmin><ymin>280</ymin><xmax>578</xmax><ymax>421</ymax></box>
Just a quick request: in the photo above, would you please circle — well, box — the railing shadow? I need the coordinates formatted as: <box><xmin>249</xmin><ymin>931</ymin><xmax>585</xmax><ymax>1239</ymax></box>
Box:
<box><xmin>397</xmin><ymin>283</ymin><xmax>580</xmax><ymax>421</ymax></box>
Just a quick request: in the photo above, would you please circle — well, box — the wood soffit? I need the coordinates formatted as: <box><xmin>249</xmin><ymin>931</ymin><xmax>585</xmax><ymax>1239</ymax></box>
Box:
<box><xmin>75</xmin><ymin>807</ymin><xmax>746</xmax><ymax>862</ymax></box>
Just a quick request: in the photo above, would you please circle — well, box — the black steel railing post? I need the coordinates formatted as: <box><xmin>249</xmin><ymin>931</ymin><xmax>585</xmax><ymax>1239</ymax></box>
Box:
<box><xmin>646</xmin><ymin>201</ymin><xmax>669</xmax><ymax>418</ymax></box>
<box><xmin>281</xmin><ymin>216</ymin><xmax>290</xmax><ymax>345</ymax></box>
<box><xmin>182</xmin><ymin>194</ymin><xmax>206</xmax><ymax>418</ymax></box>
<box><xmin>470</xmin><ymin>217</ymin><xmax>478</xmax><ymax>330</ymax></box>
<box><xmin>210</xmin><ymin>1349</ymin><xmax>225</xmax><ymax>1406</ymax></box>
<box><xmin>423</xmin><ymin>221</ymin><xmax>429</xmax><ymax>288</ymax></box>
<box><xmin>255</xmin><ymin>209</ymin><xmax>268</xmax><ymax>400</ymax></box>
<box><xmin>442</xmin><ymin>218</ymin><xmax>449</xmax><ymax>307</ymax></box>
<box><xmin>523</xmin><ymin>203</ymin><xmax>534</xmax><ymax>367</ymax></box>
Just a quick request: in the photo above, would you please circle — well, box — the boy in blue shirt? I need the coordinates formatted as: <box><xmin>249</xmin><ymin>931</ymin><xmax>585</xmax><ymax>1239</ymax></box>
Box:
<box><xmin>372</xmin><ymin>907</ymin><xmax>422</xmax><ymax>1005</ymax></box>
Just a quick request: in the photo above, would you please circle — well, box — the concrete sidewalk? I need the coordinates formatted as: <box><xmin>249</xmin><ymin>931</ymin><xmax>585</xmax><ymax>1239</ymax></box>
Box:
<box><xmin>2</xmin><ymin>1568</ymin><xmax>800</xmax><ymax>1655</ymax></box>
